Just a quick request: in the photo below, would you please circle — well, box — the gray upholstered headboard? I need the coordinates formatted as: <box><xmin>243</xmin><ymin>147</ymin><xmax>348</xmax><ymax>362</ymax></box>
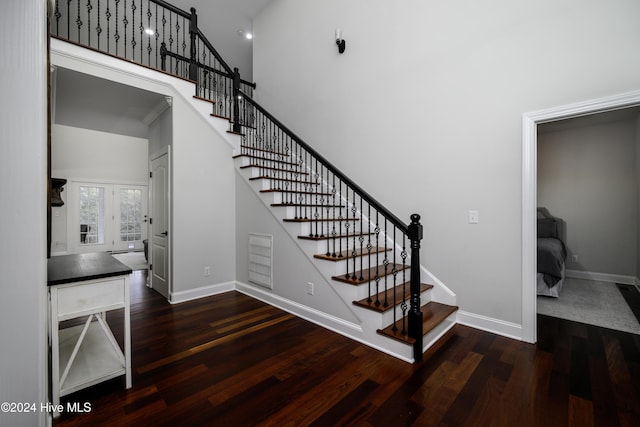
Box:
<box><xmin>537</xmin><ymin>207</ymin><xmax>565</xmax><ymax>242</ymax></box>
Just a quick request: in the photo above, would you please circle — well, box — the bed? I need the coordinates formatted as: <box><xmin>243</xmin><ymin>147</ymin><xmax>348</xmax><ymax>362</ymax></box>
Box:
<box><xmin>536</xmin><ymin>207</ymin><xmax>567</xmax><ymax>297</ymax></box>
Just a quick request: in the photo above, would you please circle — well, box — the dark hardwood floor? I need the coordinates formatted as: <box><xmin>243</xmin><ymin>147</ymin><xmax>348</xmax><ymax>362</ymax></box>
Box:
<box><xmin>54</xmin><ymin>270</ymin><xmax>640</xmax><ymax>426</ymax></box>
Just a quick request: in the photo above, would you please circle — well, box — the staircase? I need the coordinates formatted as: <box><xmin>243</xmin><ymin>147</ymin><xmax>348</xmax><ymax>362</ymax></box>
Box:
<box><xmin>51</xmin><ymin>0</ymin><xmax>458</xmax><ymax>362</ymax></box>
<box><xmin>221</xmin><ymin>96</ymin><xmax>459</xmax><ymax>362</ymax></box>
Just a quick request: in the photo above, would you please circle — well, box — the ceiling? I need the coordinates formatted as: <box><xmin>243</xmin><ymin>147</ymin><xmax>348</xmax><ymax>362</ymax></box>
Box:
<box><xmin>54</xmin><ymin>68</ymin><xmax>169</xmax><ymax>139</ymax></box>
<box><xmin>53</xmin><ymin>1</ymin><xmax>272</xmax><ymax>138</ymax></box>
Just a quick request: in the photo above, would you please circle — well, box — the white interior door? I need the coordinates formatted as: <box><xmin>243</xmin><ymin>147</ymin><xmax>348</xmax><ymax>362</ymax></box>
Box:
<box><xmin>150</xmin><ymin>152</ymin><xmax>170</xmax><ymax>299</ymax></box>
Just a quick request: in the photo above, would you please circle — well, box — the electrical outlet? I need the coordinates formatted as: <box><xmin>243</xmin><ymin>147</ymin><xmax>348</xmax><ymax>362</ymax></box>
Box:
<box><xmin>571</xmin><ymin>255</ymin><xmax>579</xmax><ymax>263</ymax></box>
<box><xmin>307</xmin><ymin>282</ymin><xmax>314</xmax><ymax>295</ymax></box>
<box><xmin>204</xmin><ymin>266</ymin><xmax>211</xmax><ymax>276</ymax></box>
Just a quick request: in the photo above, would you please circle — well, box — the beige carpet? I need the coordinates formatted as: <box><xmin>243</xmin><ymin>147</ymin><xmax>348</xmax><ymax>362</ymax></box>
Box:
<box><xmin>537</xmin><ymin>277</ymin><xmax>640</xmax><ymax>334</ymax></box>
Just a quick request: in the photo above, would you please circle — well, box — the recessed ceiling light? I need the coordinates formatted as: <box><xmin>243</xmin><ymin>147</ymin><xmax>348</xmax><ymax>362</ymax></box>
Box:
<box><xmin>144</xmin><ymin>28</ymin><xmax>154</xmax><ymax>36</ymax></box>
<box><xmin>245</xmin><ymin>33</ymin><xmax>253</xmax><ymax>40</ymax></box>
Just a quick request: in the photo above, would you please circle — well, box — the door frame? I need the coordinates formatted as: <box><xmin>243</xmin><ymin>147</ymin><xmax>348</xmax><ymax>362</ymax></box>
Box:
<box><xmin>521</xmin><ymin>90</ymin><xmax>640</xmax><ymax>343</ymax></box>
<box><xmin>148</xmin><ymin>147</ymin><xmax>172</xmax><ymax>299</ymax></box>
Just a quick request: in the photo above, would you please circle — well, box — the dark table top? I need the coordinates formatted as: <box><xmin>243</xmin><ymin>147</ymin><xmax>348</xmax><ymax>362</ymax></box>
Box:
<box><xmin>47</xmin><ymin>252</ymin><xmax>132</xmax><ymax>286</ymax></box>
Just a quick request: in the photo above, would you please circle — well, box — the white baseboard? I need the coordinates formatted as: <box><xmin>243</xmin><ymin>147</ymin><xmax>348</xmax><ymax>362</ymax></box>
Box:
<box><xmin>456</xmin><ymin>310</ymin><xmax>523</xmax><ymax>341</ymax></box>
<box><xmin>235</xmin><ymin>281</ymin><xmax>362</xmax><ymax>336</ymax></box>
<box><xmin>565</xmin><ymin>269</ymin><xmax>637</xmax><ymax>285</ymax></box>
<box><xmin>170</xmin><ymin>281</ymin><xmax>236</xmax><ymax>304</ymax></box>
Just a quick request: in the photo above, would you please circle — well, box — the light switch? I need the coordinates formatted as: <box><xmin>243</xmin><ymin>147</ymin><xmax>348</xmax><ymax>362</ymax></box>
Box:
<box><xmin>468</xmin><ymin>210</ymin><xmax>479</xmax><ymax>224</ymax></box>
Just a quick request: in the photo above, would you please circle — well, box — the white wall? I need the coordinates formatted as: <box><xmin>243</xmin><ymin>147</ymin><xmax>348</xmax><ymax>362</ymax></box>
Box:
<box><xmin>538</xmin><ymin>119</ymin><xmax>638</xmax><ymax>277</ymax></box>
<box><xmin>253</xmin><ymin>0</ymin><xmax>640</xmax><ymax>328</ymax></box>
<box><xmin>50</xmin><ymin>124</ymin><xmax>149</xmax><ymax>253</ymax></box>
<box><xmin>0</xmin><ymin>1</ymin><xmax>47</xmax><ymax>426</ymax></box>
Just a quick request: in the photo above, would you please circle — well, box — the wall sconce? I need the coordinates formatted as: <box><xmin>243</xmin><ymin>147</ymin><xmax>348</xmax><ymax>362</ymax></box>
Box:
<box><xmin>335</xmin><ymin>28</ymin><xmax>346</xmax><ymax>54</ymax></box>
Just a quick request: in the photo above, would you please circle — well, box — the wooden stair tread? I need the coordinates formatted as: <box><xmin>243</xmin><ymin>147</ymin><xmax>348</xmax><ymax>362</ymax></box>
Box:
<box><xmin>284</xmin><ymin>217</ymin><xmax>358</xmax><ymax>223</ymax></box>
<box><xmin>271</xmin><ymin>203</ymin><xmax>344</xmax><ymax>208</ymax></box>
<box><xmin>314</xmin><ymin>246</ymin><xmax>389</xmax><ymax>261</ymax></box>
<box><xmin>249</xmin><ymin>176</ymin><xmax>320</xmax><ymax>185</ymax></box>
<box><xmin>331</xmin><ymin>263</ymin><xmax>407</xmax><ymax>285</ymax></box>
<box><xmin>211</xmin><ymin>112</ymin><xmax>231</xmax><ymax>121</ymax></box>
<box><xmin>261</xmin><ymin>189</ymin><xmax>333</xmax><ymax>196</ymax></box>
<box><xmin>193</xmin><ymin>95</ymin><xmax>215</xmax><ymax>104</ymax></box>
<box><xmin>233</xmin><ymin>154</ymin><xmax>299</xmax><ymax>167</ymax></box>
<box><xmin>298</xmin><ymin>232</ymin><xmax>374</xmax><ymax>241</ymax></box>
<box><xmin>240</xmin><ymin>164</ymin><xmax>309</xmax><ymax>174</ymax></box>
<box><xmin>240</xmin><ymin>145</ymin><xmax>290</xmax><ymax>157</ymax></box>
<box><xmin>353</xmin><ymin>283</ymin><xmax>433</xmax><ymax>313</ymax></box>
<box><xmin>376</xmin><ymin>302</ymin><xmax>458</xmax><ymax>344</ymax></box>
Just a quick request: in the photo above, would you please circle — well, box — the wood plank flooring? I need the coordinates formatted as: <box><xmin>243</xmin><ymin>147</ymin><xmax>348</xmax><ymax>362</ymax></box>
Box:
<box><xmin>55</xmin><ymin>270</ymin><xmax>640</xmax><ymax>426</ymax></box>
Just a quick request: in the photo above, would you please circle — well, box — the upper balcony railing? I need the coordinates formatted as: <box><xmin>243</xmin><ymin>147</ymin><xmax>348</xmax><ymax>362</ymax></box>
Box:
<box><xmin>51</xmin><ymin>0</ymin><xmax>254</xmax><ymax>123</ymax></box>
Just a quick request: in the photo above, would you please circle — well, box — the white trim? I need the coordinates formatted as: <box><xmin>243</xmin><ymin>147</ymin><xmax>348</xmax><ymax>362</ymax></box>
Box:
<box><xmin>170</xmin><ymin>281</ymin><xmax>236</xmax><ymax>304</ymax></box>
<box><xmin>565</xmin><ymin>269</ymin><xmax>638</xmax><ymax>285</ymax></box>
<box><xmin>457</xmin><ymin>310</ymin><xmax>523</xmax><ymax>341</ymax></box>
<box><xmin>522</xmin><ymin>90</ymin><xmax>640</xmax><ymax>344</ymax></box>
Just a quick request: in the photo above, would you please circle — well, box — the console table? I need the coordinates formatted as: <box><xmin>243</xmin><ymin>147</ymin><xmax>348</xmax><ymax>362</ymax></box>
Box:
<box><xmin>47</xmin><ymin>253</ymin><xmax>132</xmax><ymax>416</ymax></box>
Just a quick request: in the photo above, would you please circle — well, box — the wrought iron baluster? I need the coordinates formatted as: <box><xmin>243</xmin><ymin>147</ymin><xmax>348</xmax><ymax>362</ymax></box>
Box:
<box><xmin>123</xmin><ymin>0</ymin><xmax>127</xmax><ymax>58</ymax></box>
<box><xmin>87</xmin><ymin>0</ymin><xmax>92</xmax><ymax>46</ymax></box>
<box><xmin>96</xmin><ymin>0</ymin><xmax>101</xmax><ymax>50</ymax></box>
<box><xmin>76</xmin><ymin>0</ymin><xmax>82</xmax><ymax>42</ymax></box>
<box><xmin>359</xmin><ymin>196</ymin><xmax>364</xmax><ymax>281</ymax></box>
<box><xmin>389</xmin><ymin>227</ymin><xmax>398</xmax><ymax>309</ymax></box>
<box><xmin>374</xmin><ymin>214</ymin><xmax>380</xmax><ymax>305</ymax></box>
<box><xmin>366</xmin><ymin>205</ymin><xmax>372</xmax><ymax>303</ymax></box>
<box><xmin>105</xmin><ymin>0</ymin><xmax>111</xmax><ymax>52</ymax></box>
<box><xmin>54</xmin><ymin>0</ymin><xmax>61</xmax><ymax>36</ymax></box>
<box><xmin>383</xmin><ymin>219</ymin><xmax>389</xmax><ymax>307</ymax></box>
<box><xmin>338</xmin><ymin>179</ymin><xmax>343</xmax><ymax>259</ymax></box>
<box><xmin>352</xmin><ymin>190</ymin><xmax>358</xmax><ymax>281</ymax></box>
<box><xmin>154</xmin><ymin>2</ymin><xmax>158</xmax><ymax>68</ymax></box>
<box><xmin>330</xmin><ymin>175</ymin><xmax>336</xmax><ymax>257</ymax></box>
<box><xmin>146</xmin><ymin>1</ymin><xmax>152</xmax><ymax>66</ymax></box>
<box><xmin>131</xmin><ymin>0</ymin><xmax>136</xmax><ymax>61</ymax></box>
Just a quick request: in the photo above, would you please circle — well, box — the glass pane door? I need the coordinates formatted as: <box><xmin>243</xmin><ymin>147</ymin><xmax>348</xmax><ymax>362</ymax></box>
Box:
<box><xmin>79</xmin><ymin>185</ymin><xmax>105</xmax><ymax>246</ymax></box>
<box><xmin>114</xmin><ymin>185</ymin><xmax>148</xmax><ymax>252</ymax></box>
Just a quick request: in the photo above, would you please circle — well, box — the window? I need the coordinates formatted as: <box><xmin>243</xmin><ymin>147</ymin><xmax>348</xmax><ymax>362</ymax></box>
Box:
<box><xmin>119</xmin><ymin>188</ymin><xmax>143</xmax><ymax>242</ymax></box>
<box><xmin>79</xmin><ymin>186</ymin><xmax>105</xmax><ymax>245</ymax></box>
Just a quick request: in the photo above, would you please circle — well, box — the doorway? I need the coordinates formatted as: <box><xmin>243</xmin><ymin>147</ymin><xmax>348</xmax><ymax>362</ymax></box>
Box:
<box><xmin>522</xmin><ymin>90</ymin><xmax>640</xmax><ymax>343</ymax></box>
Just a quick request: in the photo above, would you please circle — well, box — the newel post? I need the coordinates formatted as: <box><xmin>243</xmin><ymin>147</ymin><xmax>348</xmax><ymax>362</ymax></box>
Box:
<box><xmin>188</xmin><ymin>7</ymin><xmax>198</xmax><ymax>82</ymax></box>
<box><xmin>408</xmin><ymin>214</ymin><xmax>423</xmax><ymax>362</ymax></box>
<box><xmin>232</xmin><ymin>67</ymin><xmax>242</xmax><ymax>133</ymax></box>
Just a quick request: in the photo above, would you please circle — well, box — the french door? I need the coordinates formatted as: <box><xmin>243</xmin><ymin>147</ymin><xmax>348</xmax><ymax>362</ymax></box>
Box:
<box><xmin>70</xmin><ymin>181</ymin><xmax>148</xmax><ymax>253</ymax></box>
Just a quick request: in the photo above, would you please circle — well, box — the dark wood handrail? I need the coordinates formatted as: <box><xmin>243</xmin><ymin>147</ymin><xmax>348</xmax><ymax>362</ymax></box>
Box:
<box><xmin>239</xmin><ymin>91</ymin><xmax>409</xmax><ymax>234</ymax></box>
<box><xmin>150</xmin><ymin>0</ymin><xmax>190</xmax><ymax>18</ymax></box>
